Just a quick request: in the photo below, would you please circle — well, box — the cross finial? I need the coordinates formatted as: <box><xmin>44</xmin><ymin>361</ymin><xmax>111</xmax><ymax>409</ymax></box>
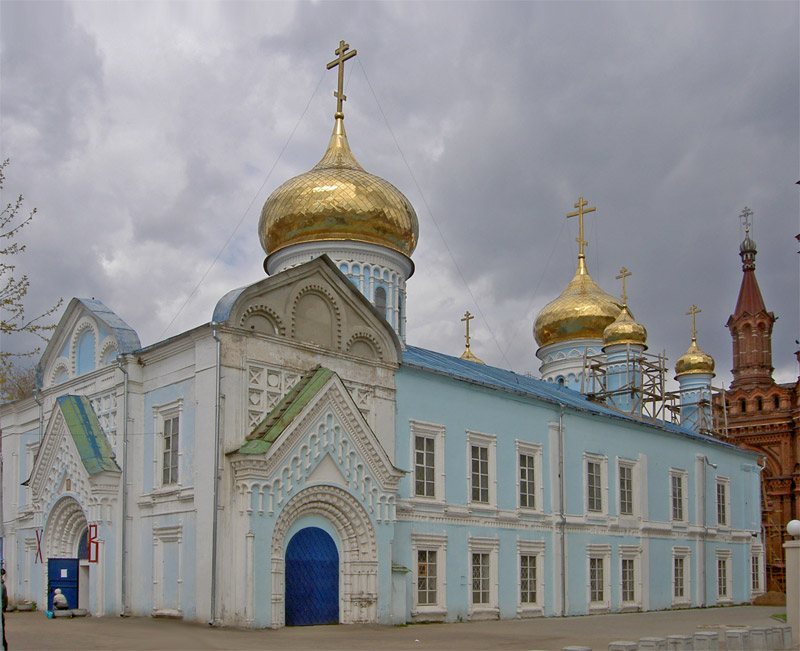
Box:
<box><xmin>461</xmin><ymin>311</ymin><xmax>475</xmax><ymax>349</ymax></box>
<box><xmin>327</xmin><ymin>40</ymin><xmax>357</xmax><ymax>118</ymax></box>
<box><xmin>616</xmin><ymin>266</ymin><xmax>631</xmax><ymax>305</ymax></box>
<box><xmin>739</xmin><ymin>206</ymin><xmax>753</xmax><ymax>234</ymax></box>
<box><xmin>566</xmin><ymin>196</ymin><xmax>597</xmax><ymax>259</ymax></box>
<box><xmin>686</xmin><ymin>305</ymin><xmax>701</xmax><ymax>341</ymax></box>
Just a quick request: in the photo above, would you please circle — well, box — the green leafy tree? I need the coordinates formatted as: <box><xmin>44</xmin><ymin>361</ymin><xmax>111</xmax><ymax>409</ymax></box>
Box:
<box><xmin>0</xmin><ymin>159</ymin><xmax>62</xmax><ymax>402</ymax></box>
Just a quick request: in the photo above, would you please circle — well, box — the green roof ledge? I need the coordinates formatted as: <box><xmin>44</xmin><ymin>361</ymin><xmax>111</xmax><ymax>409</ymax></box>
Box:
<box><xmin>239</xmin><ymin>366</ymin><xmax>335</xmax><ymax>455</ymax></box>
<box><xmin>57</xmin><ymin>395</ymin><xmax>120</xmax><ymax>474</ymax></box>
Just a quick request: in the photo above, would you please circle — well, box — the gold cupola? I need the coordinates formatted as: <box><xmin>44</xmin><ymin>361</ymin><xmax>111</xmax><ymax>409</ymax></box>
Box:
<box><xmin>603</xmin><ymin>305</ymin><xmax>647</xmax><ymax>348</ymax></box>
<box><xmin>534</xmin><ymin>198</ymin><xmax>623</xmax><ymax>348</ymax></box>
<box><xmin>675</xmin><ymin>305</ymin><xmax>715</xmax><ymax>376</ymax></box>
<box><xmin>258</xmin><ymin>62</ymin><xmax>418</xmax><ymax>266</ymax></box>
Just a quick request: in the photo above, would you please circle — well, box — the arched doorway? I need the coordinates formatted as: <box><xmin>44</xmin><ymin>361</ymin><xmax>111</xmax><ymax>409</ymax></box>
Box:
<box><xmin>44</xmin><ymin>497</ymin><xmax>89</xmax><ymax>611</ymax></box>
<box><xmin>285</xmin><ymin>527</ymin><xmax>339</xmax><ymax>626</ymax></box>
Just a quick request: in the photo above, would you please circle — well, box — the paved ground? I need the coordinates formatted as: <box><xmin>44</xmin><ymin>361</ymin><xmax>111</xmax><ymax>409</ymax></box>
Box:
<box><xmin>2</xmin><ymin>605</ymin><xmax>789</xmax><ymax>650</ymax></box>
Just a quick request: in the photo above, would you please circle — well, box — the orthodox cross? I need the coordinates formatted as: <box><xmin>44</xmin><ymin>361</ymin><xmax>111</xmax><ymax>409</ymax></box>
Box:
<box><xmin>686</xmin><ymin>305</ymin><xmax>701</xmax><ymax>340</ymax></box>
<box><xmin>461</xmin><ymin>311</ymin><xmax>475</xmax><ymax>349</ymax></box>
<box><xmin>567</xmin><ymin>196</ymin><xmax>596</xmax><ymax>258</ymax></box>
<box><xmin>739</xmin><ymin>206</ymin><xmax>753</xmax><ymax>234</ymax></box>
<box><xmin>327</xmin><ymin>40</ymin><xmax>357</xmax><ymax>117</ymax></box>
<box><xmin>616</xmin><ymin>267</ymin><xmax>631</xmax><ymax>304</ymax></box>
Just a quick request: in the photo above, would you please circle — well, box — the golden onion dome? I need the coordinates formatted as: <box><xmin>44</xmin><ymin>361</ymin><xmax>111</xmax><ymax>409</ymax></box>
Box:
<box><xmin>675</xmin><ymin>338</ymin><xmax>715</xmax><ymax>376</ymax></box>
<box><xmin>534</xmin><ymin>257</ymin><xmax>624</xmax><ymax>347</ymax></box>
<box><xmin>259</xmin><ymin>117</ymin><xmax>418</xmax><ymax>261</ymax></box>
<box><xmin>603</xmin><ymin>305</ymin><xmax>647</xmax><ymax>348</ymax></box>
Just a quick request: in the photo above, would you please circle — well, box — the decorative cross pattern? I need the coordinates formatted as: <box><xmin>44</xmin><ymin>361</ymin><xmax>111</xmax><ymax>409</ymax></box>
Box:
<box><xmin>686</xmin><ymin>305</ymin><xmax>701</xmax><ymax>340</ymax></box>
<box><xmin>327</xmin><ymin>40</ymin><xmax>357</xmax><ymax>117</ymax></box>
<box><xmin>461</xmin><ymin>311</ymin><xmax>475</xmax><ymax>349</ymax></box>
<box><xmin>616</xmin><ymin>267</ymin><xmax>631</xmax><ymax>304</ymax></box>
<box><xmin>739</xmin><ymin>206</ymin><xmax>753</xmax><ymax>233</ymax></box>
<box><xmin>567</xmin><ymin>196</ymin><xmax>596</xmax><ymax>258</ymax></box>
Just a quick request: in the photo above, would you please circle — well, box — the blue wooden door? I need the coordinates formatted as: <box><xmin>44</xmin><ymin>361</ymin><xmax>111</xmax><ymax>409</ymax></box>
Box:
<box><xmin>47</xmin><ymin>558</ymin><xmax>79</xmax><ymax>611</ymax></box>
<box><xmin>285</xmin><ymin>527</ymin><xmax>339</xmax><ymax>626</ymax></box>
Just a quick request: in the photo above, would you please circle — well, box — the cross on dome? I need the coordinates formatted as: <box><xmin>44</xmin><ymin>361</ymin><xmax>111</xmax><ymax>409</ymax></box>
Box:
<box><xmin>616</xmin><ymin>267</ymin><xmax>631</xmax><ymax>305</ymax></box>
<box><xmin>686</xmin><ymin>304</ymin><xmax>701</xmax><ymax>341</ymax></box>
<box><xmin>461</xmin><ymin>310</ymin><xmax>475</xmax><ymax>349</ymax></box>
<box><xmin>327</xmin><ymin>40</ymin><xmax>357</xmax><ymax>118</ymax></box>
<box><xmin>567</xmin><ymin>196</ymin><xmax>596</xmax><ymax>259</ymax></box>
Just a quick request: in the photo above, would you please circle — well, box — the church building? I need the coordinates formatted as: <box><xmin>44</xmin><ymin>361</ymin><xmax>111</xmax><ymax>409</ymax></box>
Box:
<box><xmin>0</xmin><ymin>42</ymin><xmax>764</xmax><ymax>627</ymax></box>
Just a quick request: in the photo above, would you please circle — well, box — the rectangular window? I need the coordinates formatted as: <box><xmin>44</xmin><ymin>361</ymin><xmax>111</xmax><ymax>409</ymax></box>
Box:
<box><xmin>519</xmin><ymin>453</ymin><xmax>536</xmax><ymax>509</ymax></box>
<box><xmin>671</xmin><ymin>471</ymin><xmax>686</xmax><ymax>522</ymax></box>
<box><xmin>590</xmin><ymin>557</ymin><xmax>604</xmax><ymax>602</ymax></box>
<box><xmin>751</xmin><ymin>554</ymin><xmax>761</xmax><ymax>593</ymax></box>
<box><xmin>471</xmin><ymin>552</ymin><xmax>490</xmax><ymax>604</ymax></box>
<box><xmin>520</xmin><ymin>555</ymin><xmax>537</xmax><ymax>604</ymax></box>
<box><xmin>716</xmin><ymin>478</ymin><xmax>729</xmax><ymax>527</ymax></box>
<box><xmin>471</xmin><ymin>445</ymin><xmax>489</xmax><ymax>503</ymax></box>
<box><xmin>587</xmin><ymin>461</ymin><xmax>602</xmax><ymax>512</ymax></box>
<box><xmin>162</xmin><ymin>415</ymin><xmax>180</xmax><ymax>486</ymax></box>
<box><xmin>621</xmin><ymin>558</ymin><xmax>635</xmax><ymax>603</ymax></box>
<box><xmin>467</xmin><ymin>431</ymin><xmax>496</xmax><ymax>507</ymax></box>
<box><xmin>415</xmin><ymin>436</ymin><xmax>435</xmax><ymax>497</ymax></box>
<box><xmin>674</xmin><ymin>556</ymin><xmax>685</xmax><ymax>599</ymax></box>
<box><xmin>619</xmin><ymin>464</ymin><xmax>633</xmax><ymax>515</ymax></box>
<box><xmin>417</xmin><ymin>550</ymin><xmax>437</xmax><ymax>606</ymax></box>
<box><xmin>717</xmin><ymin>558</ymin><xmax>728</xmax><ymax>598</ymax></box>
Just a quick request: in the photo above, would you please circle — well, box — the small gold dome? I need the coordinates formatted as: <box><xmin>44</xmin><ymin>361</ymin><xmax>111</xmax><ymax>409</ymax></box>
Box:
<box><xmin>534</xmin><ymin>258</ymin><xmax>623</xmax><ymax>347</ymax></box>
<box><xmin>259</xmin><ymin>117</ymin><xmax>418</xmax><ymax>261</ymax></box>
<box><xmin>603</xmin><ymin>305</ymin><xmax>647</xmax><ymax>348</ymax></box>
<box><xmin>675</xmin><ymin>338</ymin><xmax>715</xmax><ymax>376</ymax></box>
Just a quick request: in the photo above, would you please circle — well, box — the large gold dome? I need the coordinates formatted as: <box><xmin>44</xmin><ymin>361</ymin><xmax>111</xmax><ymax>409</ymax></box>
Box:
<box><xmin>534</xmin><ymin>258</ymin><xmax>623</xmax><ymax>347</ymax></box>
<box><xmin>259</xmin><ymin>117</ymin><xmax>418</xmax><ymax>261</ymax></box>
<box><xmin>675</xmin><ymin>338</ymin><xmax>715</xmax><ymax>376</ymax></box>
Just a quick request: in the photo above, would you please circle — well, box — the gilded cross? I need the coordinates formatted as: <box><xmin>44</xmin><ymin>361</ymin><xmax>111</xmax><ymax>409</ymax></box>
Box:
<box><xmin>461</xmin><ymin>311</ymin><xmax>475</xmax><ymax>349</ymax></box>
<box><xmin>566</xmin><ymin>196</ymin><xmax>596</xmax><ymax>258</ymax></box>
<box><xmin>739</xmin><ymin>206</ymin><xmax>753</xmax><ymax>234</ymax></box>
<box><xmin>616</xmin><ymin>267</ymin><xmax>631</xmax><ymax>304</ymax></box>
<box><xmin>686</xmin><ymin>305</ymin><xmax>701</xmax><ymax>340</ymax></box>
<box><xmin>327</xmin><ymin>40</ymin><xmax>357</xmax><ymax>117</ymax></box>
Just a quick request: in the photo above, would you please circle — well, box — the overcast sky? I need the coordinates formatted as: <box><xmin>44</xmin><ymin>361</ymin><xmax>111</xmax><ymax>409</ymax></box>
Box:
<box><xmin>1</xmin><ymin>1</ymin><xmax>798</xmax><ymax>391</ymax></box>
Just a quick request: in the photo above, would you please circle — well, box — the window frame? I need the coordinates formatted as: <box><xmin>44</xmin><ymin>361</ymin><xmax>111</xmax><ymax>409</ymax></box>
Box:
<box><xmin>584</xmin><ymin>453</ymin><xmax>608</xmax><ymax>517</ymax></box>
<box><xmin>716</xmin><ymin>476</ymin><xmax>730</xmax><ymax>529</ymax></box>
<box><xmin>411</xmin><ymin>533</ymin><xmax>448</xmax><ymax>618</ymax></box>
<box><xmin>467</xmin><ymin>431</ymin><xmax>497</xmax><ymax>509</ymax></box>
<box><xmin>617</xmin><ymin>458</ymin><xmax>636</xmax><ymax>517</ymax></box>
<box><xmin>409</xmin><ymin>420</ymin><xmax>446</xmax><ymax>504</ymax></box>
<box><xmin>516</xmin><ymin>441</ymin><xmax>543</xmax><ymax>513</ymax></box>
<box><xmin>716</xmin><ymin>549</ymin><xmax>732</xmax><ymax>603</ymax></box>
<box><xmin>619</xmin><ymin>545</ymin><xmax>642</xmax><ymax>611</ymax></box>
<box><xmin>517</xmin><ymin>539</ymin><xmax>545</xmax><ymax>616</ymax></box>
<box><xmin>671</xmin><ymin>546</ymin><xmax>691</xmax><ymax>607</ymax></box>
<box><xmin>586</xmin><ymin>544</ymin><xmax>611</xmax><ymax>612</ymax></box>
<box><xmin>468</xmin><ymin>536</ymin><xmax>499</xmax><ymax>618</ymax></box>
<box><xmin>153</xmin><ymin>399</ymin><xmax>183</xmax><ymax>490</ymax></box>
<box><xmin>750</xmin><ymin>544</ymin><xmax>764</xmax><ymax>597</ymax></box>
<box><xmin>670</xmin><ymin>469</ymin><xmax>689</xmax><ymax>524</ymax></box>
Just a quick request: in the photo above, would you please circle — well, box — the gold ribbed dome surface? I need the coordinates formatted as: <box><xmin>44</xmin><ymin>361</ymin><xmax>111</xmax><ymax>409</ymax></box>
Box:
<box><xmin>675</xmin><ymin>338</ymin><xmax>715</xmax><ymax>376</ymax></box>
<box><xmin>534</xmin><ymin>258</ymin><xmax>623</xmax><ymax>347</ymax></box>
<box><xmin>603</xmin><ymin>305</ymin><xmax>647</xmax><ymax>348</ymax></box>
<box><xmin>259</xmin><ymin>117</ymin><xmax>418</xmax><ymax>259</ymax></box>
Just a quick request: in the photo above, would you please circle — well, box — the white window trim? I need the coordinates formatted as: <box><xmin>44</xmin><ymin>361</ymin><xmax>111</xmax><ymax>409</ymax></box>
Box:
<box><xmin>669</xmin><ymin>468</ymin><xmax>689</xmax><ymax>525</ymax></box>
<box><xmin>468</xmin><ymin>536</ymin><xmax>499</xmax><ymax>619</ymax></box>
<box><xmin>616</xmin><ymin>457</ymin><xmax>637</xmax><ymax>518</ymax></box>
<box><xmin>587</xmin><ymin>544</ymin><xmax>611</xmax><ymax>612</ymax></box>
<box><xmin>410</xmin><ymin>420</ymin><xmax>446</xmax><ymax>504</ymax></box>
<box><xmin>716</xmin><ymin>549</ymin><xmax>733</xmax><ymax>604</ymax></box>
<box><xmin>671</xmin><ymin>546</ymin><xmax>692</xmax><ymax>607</ymax></box>
<box><xmin>516</xmin><ymin>440</ymin><xmax>543</xmax><ymax>514</ymax></box>
<box><xmin>411</xmin><ymin>533</ymin><xmax>448</xmax><ymax>619</ymax></box>
<box><xmin>153</xmin><ymin>399</ymin><xmax>183</xmax><ymax>491</ymax></box>
<box><xmin>619</xmin><ymin>545</ymin><xmax>642</xmax><ymax>611</ymax></box>
<box><xmin>750</xmin><ymin>544</ymin><xmax>765</xmax><ymax>597</ymax></box>
<box><xmin>517</xmin><ymin>539</ymin><xmax>545</xmax><ymax>616</ymax></box>
<box><xmin>584</xmin><ymin>453</ymin><xmax>609</xmax><ymax>519</ymax></box>
<box><xmin>467</xmin><ymin>431</ymin><xmax>497</xmax><ymax>509</ymax></box>
<box><xmin>152</xmin><ymin>524</ymin><xmax>183</xmax><ymax>616</ymax></box>
<box><xmin>715</xmin><ymin>475</ymin><xmax>731</xmax><ymax>529</ymax></box>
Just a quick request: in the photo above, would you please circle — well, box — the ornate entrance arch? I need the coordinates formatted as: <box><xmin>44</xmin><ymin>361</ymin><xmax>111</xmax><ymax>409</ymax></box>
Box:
<box><xmin>270</xmin><ymin>485</ymin><xmax>378</xmax><ymax>628</ymax></box>
<box><xmin>45</xmin><ymin>496</ymin><xmax>88</xmax><ymax>558</ymax></box>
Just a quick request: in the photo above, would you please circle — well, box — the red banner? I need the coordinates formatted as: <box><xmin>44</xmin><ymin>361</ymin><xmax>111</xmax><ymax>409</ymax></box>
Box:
<box><xmin>88</xmin><ymin>524</ymin><xmax>98</xmax><ymax>563</ymax></box>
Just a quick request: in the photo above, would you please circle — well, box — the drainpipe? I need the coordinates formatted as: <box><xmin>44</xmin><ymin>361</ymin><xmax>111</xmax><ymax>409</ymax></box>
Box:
<box><xmin>557</xmin><ymin>404</ymin><xmax>566</xmax><ymax>616</ymax></box>
<box><xmin>117</xmin><ymin>357</ymin><xmax>129</xmax><ymax>616</ymax></box>
<box><xmin>33</xmin><ymin>388</ymin><xmax>44</xmax><ymax>446</ymax></box>
<box><xmin>209</xmin><ymin>324</ymin><xmax>222</xmax><ymax>626</ymax></box>
<box><xmin>700</xmin><ymin>455</ymin><xmax>717</xmax><ymax>607</ymax></box>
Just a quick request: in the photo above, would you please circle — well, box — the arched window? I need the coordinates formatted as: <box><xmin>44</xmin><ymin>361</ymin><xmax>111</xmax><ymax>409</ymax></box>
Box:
<box><xmin>557</xmin><ymin>376</ymin><xmax>565</xmax><ymax>386</ymax></box>
<box><xmin>757</xmin><ymin>397</ymin><xmax>763</xmax><ymax>411</ymax></box>
<box><xmin>774</xmin><ymin>395</ymin><xmax>780</xmax><ymax>409</ymax></box>
<box><xmin>374</xmin><ymin>286</ymin><xmax>387</xmax><ymax>319</ymax></box>
<box><xmin>739</xmin><ymin>399</ymin><xmax>746</xmax><ymax>413</ymax></box>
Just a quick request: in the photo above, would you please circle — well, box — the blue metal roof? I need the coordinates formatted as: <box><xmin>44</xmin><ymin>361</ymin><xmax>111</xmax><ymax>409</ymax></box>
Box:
<box><xmin>401</xmin><ymin>345</ymin><xmax>747</xmax><ymax>452</ymax></box>
<box><xmin>76</xmin><ymin>298</ymin><xmax>141</xmax><ymax>353</ymax></box>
